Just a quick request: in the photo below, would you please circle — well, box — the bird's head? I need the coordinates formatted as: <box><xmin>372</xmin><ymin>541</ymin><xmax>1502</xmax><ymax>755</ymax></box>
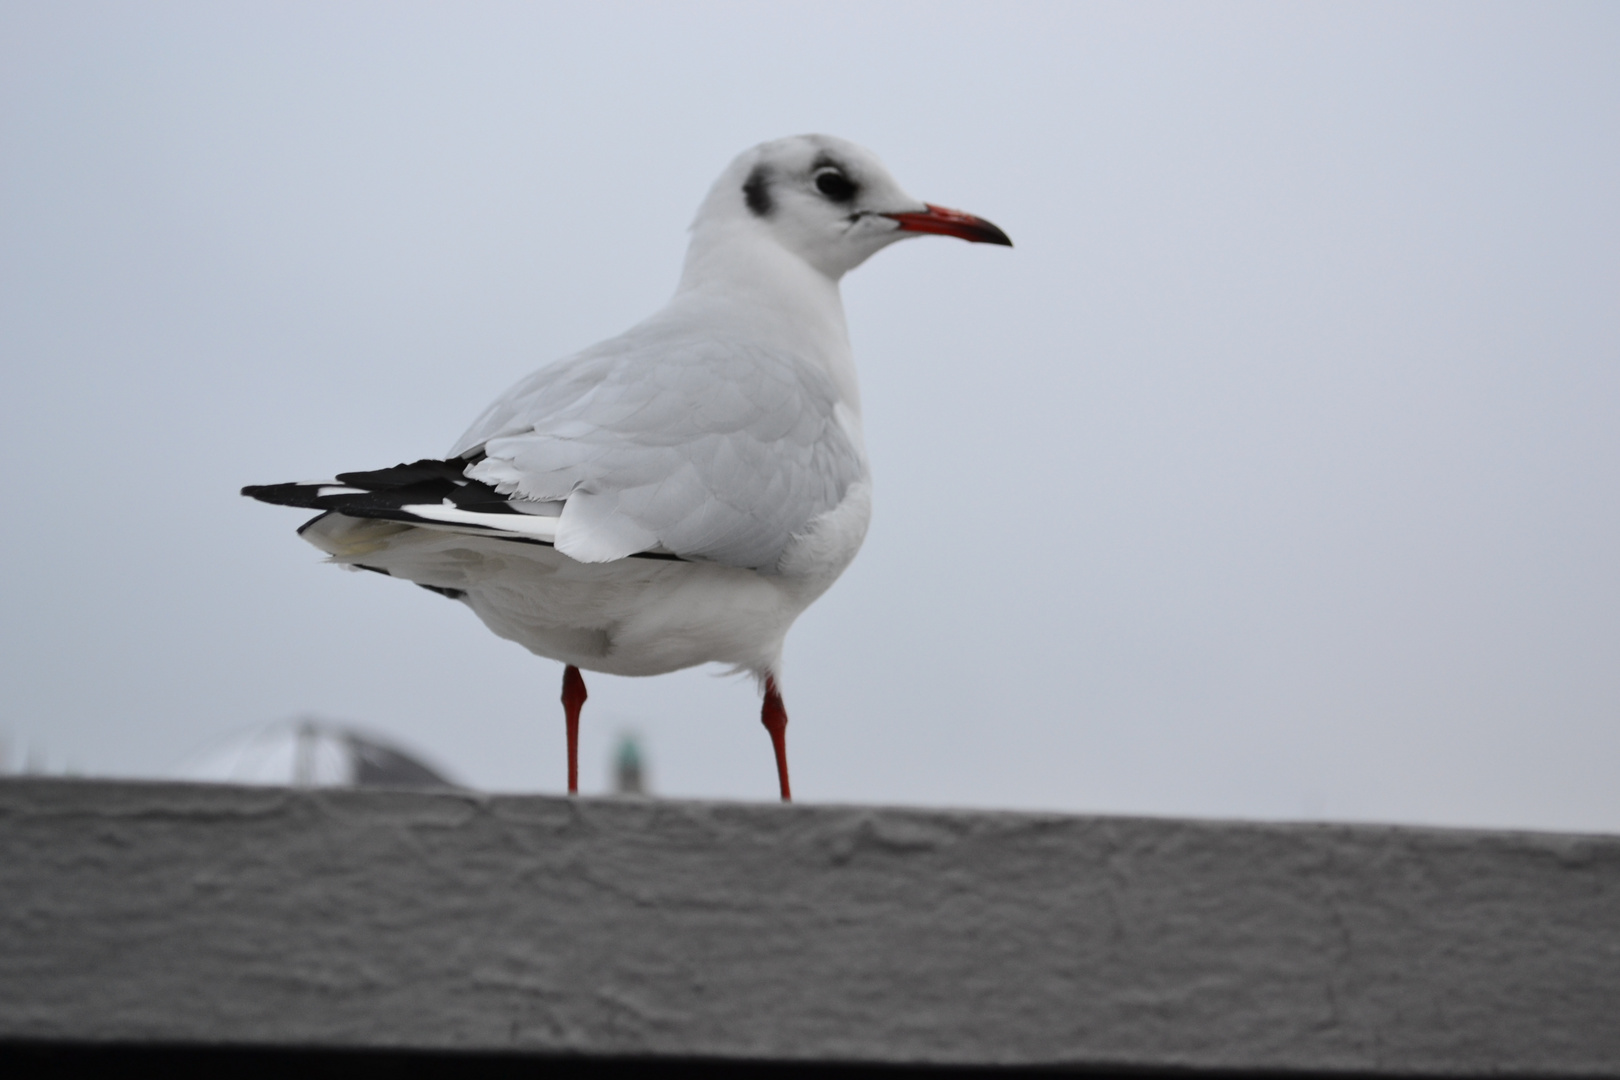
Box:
<box><xmin>690</xmin><ymin>134</ymin><xmax>1011</xmax><ymax>281</ymax></box>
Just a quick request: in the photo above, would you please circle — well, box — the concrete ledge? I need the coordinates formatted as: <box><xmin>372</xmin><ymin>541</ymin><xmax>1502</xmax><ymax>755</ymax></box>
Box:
<box><xmin>2</xmin><ymin>778</ymin><xmax>1617</xmax><ymax>1076</ymax></box>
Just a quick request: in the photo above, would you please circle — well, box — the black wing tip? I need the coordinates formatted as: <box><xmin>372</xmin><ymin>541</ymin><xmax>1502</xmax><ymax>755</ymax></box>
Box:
<box><xmin>245</xmin><ymin>458</ymin><xmax>523</xmax><ymax>521</ymax></box>
<box><xmin>335</xmin><ymin>458</ymin><xmax>473</xmax><ymax>489</ymax></box>
<box><xmin>242</xmin><ymin>481</ymin><xmax>325</xmax><ymax>508</ymax></box>
<box><xmin>245</xmin><ymin>459</ymin><xmax>473</xmax><ymax>495</ymax></box>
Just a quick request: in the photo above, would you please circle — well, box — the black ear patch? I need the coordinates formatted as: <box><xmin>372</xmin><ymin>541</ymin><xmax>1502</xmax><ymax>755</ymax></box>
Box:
<box><xmin>743</xmin><ymin>165</ymin><xmax>772</xmax><ymax>216</ymax></box>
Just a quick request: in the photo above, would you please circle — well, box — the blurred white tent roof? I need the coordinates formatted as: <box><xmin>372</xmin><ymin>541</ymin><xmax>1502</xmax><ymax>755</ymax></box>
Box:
<box><xmin>177</xmin><ymin>718</ymin><xmax>460</xmax><ymax>790</ymax></box>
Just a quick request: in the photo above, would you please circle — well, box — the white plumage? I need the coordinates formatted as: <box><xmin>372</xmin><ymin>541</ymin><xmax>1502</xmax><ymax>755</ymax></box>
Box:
<box><xmin>246</xmin><ymin>134</ymin><xmax>1010</xmax><ymax>798</ymax></box>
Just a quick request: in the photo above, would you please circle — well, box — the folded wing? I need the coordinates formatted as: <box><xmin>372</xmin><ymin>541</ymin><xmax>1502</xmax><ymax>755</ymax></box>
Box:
<box><xmin>451</xmin><ymin>335</ymin><xmax>867</xmax><ymax>572</ymax></box>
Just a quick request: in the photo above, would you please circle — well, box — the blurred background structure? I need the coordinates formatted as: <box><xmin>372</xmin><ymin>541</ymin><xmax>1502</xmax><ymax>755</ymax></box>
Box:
<box><xmin>613</xmin><ymin>733</ymin><xmax>648</xmax><ymax>797</ymax></box>
<box><xmin>1</xmin><ymin>3</ymin><xmax>1616</xmax><ymax>829</ymax></box>
<box><xmin>176</xmin><ymin>717</ymin><xmax>460</xmax><ymax>789</ymax></box>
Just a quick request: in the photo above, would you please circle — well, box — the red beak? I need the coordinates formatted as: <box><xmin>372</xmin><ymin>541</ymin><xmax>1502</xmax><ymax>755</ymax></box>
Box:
<box><xmin>884</xmin><ymin>203</ymin><xmax>1012</xmax><ymax>247</ymax></box>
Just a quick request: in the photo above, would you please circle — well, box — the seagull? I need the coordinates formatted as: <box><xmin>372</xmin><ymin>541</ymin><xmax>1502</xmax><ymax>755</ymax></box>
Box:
<box><xmin>244</xmin><ymin>134</ymin><xmax>1010</xmax><ymax>801</ymax></box>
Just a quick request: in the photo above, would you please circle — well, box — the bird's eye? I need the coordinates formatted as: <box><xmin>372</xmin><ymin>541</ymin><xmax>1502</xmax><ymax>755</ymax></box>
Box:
<box><xmin>814</xmin><ymin>169</ymin><xmax>857</xmax><ymax>202</ymax></box>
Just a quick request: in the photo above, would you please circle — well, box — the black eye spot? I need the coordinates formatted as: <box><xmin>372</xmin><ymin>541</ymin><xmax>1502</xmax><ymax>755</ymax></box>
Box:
<box><xmin>815</xmin><ymin>169</ymin><xmax>857</xmax><ymax>202</ymax></box>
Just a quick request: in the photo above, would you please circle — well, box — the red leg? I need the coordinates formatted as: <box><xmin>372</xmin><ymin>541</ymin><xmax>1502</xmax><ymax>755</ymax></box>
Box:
<box><xmin>561</xmin><ymin>664</ymin><xmax>587</xmax><ymax>795</ymax></box>
<box><xmin>761</xmin><ymin>675</ymin><xmax>792</xmax><ymax>802</ymax></box>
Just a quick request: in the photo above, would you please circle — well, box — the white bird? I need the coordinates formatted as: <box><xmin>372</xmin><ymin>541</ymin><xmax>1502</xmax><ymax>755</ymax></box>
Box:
<box><xmin>245</xmin><ymin>135</ymin><xmax>1010</xmax><ymax>800</ymax></box>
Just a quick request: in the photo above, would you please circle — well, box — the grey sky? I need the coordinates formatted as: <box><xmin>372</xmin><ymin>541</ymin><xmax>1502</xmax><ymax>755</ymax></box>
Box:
<box><xmin>2</xmin><ymin>2</ymin><xmax>1616</xmax><ymax>830</ymax></box>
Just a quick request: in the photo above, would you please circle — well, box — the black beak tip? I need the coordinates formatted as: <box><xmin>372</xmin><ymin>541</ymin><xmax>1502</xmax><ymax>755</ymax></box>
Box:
<box><xmin>981</xmin><ymin>223</ymin><xmax>1014</xmax><ymax>248</ymax></box>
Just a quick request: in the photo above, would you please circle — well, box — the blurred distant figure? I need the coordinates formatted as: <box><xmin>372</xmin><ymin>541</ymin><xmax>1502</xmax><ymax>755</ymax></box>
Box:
<box><xmin>0</xmin><ymin>734</ymin><xmax>56</xmax><ymax>776</ymax></box>
<box><xmin>613</xmin><ymin>733</ymin><xmax>648</xmax><ymax>796</ymax></box>
<box><xmin>179</xmin><ymin>717</ymin><xmax>460</xmax><ymax>790</ymax></box>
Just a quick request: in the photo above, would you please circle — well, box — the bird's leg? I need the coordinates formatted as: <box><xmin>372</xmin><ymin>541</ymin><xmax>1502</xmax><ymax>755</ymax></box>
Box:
<box><xmin>761</xmin><ymin>675</ymin><xmax>792</xmax><ymax>802</ymax></box>
<box><xmin>561</xmin><ymin>664</ymin><xmax>587</xmax><ymax>795</ymax></box>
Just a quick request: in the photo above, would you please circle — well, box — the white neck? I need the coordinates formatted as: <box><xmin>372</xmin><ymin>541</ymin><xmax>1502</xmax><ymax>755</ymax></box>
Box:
<box><xmin>659</xmin><ymin>220</ymin><xmax>862</xmax><ymax>415</ymax></box>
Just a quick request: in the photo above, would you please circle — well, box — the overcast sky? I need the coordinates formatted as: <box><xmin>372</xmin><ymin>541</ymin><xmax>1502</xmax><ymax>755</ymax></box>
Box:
<box><xmin>2</xmin><ymin>2</ymin><xmax>1616</xmax><ymax>831</ymax></box>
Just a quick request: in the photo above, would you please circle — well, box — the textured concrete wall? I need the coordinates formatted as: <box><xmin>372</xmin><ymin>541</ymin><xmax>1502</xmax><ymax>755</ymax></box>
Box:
<box><xmin>2</xmin><ymin>778</ymin><xmax>1617</xmax><ymax>1075</ymax></box>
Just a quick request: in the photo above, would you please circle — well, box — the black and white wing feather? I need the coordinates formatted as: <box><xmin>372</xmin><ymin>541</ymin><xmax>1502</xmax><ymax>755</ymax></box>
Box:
<box><xmin>242</xmin><ymin>459</ymin><xmax>682</xmax><ymax>560</ymax></box>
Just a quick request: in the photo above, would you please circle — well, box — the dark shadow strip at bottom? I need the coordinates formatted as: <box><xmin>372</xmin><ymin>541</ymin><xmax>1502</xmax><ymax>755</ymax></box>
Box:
<box><xmin>0</xmin><ymin>1040</ymin><xmax>1570</xmax><ymax>1080</ymax></box>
